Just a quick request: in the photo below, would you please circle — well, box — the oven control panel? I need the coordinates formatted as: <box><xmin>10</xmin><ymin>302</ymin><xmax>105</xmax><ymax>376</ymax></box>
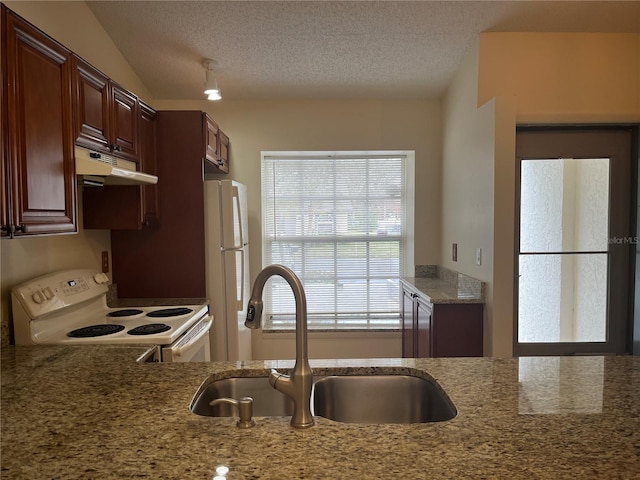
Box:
<box><xmin>12</xmin><ymin>269</ymin><xmax>110</xmax><ymax>320</ymax></box>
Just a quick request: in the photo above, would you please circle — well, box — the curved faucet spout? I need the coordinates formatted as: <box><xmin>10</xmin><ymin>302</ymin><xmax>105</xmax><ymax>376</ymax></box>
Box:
<box><xmin>245</xmin><ymin>264</ymin><xmax>314</xmax><ymax>428</ymax></box>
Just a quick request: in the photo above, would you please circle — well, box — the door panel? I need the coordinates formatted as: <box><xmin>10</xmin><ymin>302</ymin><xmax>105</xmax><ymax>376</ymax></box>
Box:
<box><xmin>515</xmin><ymin>128</ymin><xmax>634</xmax><ymax>355</ymax></box>
<box><xmin>401</xmin><ymin>287</ymin><xmax>415</xmax><ymax>358</ymax></box>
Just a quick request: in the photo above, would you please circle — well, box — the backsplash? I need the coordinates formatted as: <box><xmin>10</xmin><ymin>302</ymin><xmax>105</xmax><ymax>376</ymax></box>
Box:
<box><xmin>414</xmin><ymin>265</ymin><xmax>484</xmax><ymax>300</ymax></box>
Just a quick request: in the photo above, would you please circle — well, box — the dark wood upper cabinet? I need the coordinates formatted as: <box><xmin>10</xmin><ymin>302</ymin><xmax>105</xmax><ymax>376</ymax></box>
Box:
<box><xmin>1</xmin><ymin>7</ymin><xmax>9</xmax><ymax>238</ymax></box>
<box><xmin>72</xmin><ymin>56</ymin><xmax>110</xmax><ymax>153</ymax></box>
<box><xmin>218</xmin><ymin>129</ymin><xmax>230</xmax><ymax>173</ymax></box>
<box><xmin>203</xmin><ymin>113</ymin><xmax>229</xmax><ymax>174</ymax></box>
<box><xmin>110</xmin><ymin>83</ymin><xmax>138</xmax><ymax>161</ymax></box>
<box><xmin>82</xmin><ymin>100</ymin><xmax>158</xmax><ymax>230</ymax></box>
<box><xmin>72</xmin><ymin>55</ymin><xmax>139</xmax><ymax>162</ymax></box>
<box><xmin>1</xmin><ymin>6</ymin><xmax>77</xmax><ymax>236</ymax></box>
<box><xmin>204</xmin><ymin>114</ymin><xmax>219</xmax><ymax>164</ymax></box>
<box><xmin>138</xmin><ymin>101</ymin><xmax>159</xmax><ymax>226</ymax></box>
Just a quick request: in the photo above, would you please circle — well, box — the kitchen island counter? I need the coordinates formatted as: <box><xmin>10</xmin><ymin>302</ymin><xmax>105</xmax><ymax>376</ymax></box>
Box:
<box><xmin>1</xmin><ymin>345</ymin><xmax>638</xmax><ymax>479</ymax></box>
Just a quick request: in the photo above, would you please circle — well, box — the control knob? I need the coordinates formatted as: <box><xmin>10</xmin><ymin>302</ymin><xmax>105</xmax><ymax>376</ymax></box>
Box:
<box><xmin>93</xmin><ymin>273</ymin><xmax>109</xmax><ymax>284</ymax></box>
<box><xmin>31</xmin><ymin>291</ymin><xmax>46</xmax><ymax>304</ymax></box>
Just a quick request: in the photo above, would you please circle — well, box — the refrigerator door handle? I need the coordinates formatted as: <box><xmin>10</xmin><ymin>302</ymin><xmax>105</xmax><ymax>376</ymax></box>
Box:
<box><xmin>233</xmin><ymin>185</ymin><xmax>244</xmax><ymax>249</ymax></box>
<box><xmin>236</xmin><ymin>248</ymin><xmax>245</xmax><ymax>311</ymax></box>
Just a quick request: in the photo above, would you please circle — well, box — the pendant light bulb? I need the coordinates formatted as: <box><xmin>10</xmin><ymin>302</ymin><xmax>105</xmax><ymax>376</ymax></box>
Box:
<box><xmin>203</xmin><ymin>59</ymin><xmax>222</xmax><ymax>101</ymax></box>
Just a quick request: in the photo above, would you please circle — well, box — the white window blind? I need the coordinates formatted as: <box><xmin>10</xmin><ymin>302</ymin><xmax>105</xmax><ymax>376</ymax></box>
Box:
<box><xmin>261</xmin><ymin>153</ymin><xmax>408</xmax><ymax>329</ymax></box>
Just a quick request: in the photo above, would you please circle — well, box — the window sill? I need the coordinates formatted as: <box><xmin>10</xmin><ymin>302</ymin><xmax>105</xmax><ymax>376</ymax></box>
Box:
<box><xmin>263</xmin><ymin>317</ymin><xmax>401</xmax><ymax>333</ymax></box>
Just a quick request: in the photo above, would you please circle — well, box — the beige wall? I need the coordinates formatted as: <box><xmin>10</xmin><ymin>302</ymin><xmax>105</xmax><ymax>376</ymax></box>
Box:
<box><xmin>5</xmin><ymin>4</ymin><xmax>636</xmax><ymax>359</ymax></box>
<box><xmin>444</xmin><ymin>32</ymin><xmax>638</xmax><ymax>357</ymax></box>
<box><xmin>1</xmin><ymin>1</ymin><xmax>440</xmax><ymax>358</ymax></box>
<box><xmin>154</xmin><ymin>98</ymin><xmax>441</xmax><ymax>358</ymax></box>
<box><xmin>491</xmin><ymin>97</ymin><xmax>517</xmax><ymax>357</ymax></box>
<box><xmin>0</xmin><ymin>1</ymin><xmax>149</xmax><ymax>345</ymax></box>
<box><xmin>154</xmin><ymin>98</ymin><xmax>442</xmax><ymax>277</ymax></box>
<box><xmin>4</xmin><ymin>0</ymin><xmax>151</xmax><ymax>101</ymax></box>
<box><xmin>441</xmin><ymin>43</ymin><xmax>507</xmax><ymax>356</ymax></box>
<box><xmin>253</xmin><ymin>331</ymin><xmax>401</xmax><ymax>360</ymax></box>
<box><xmin>479</xmin><ymin>33</ymin><xmax>640</xmax><ymax>123</ymax></box>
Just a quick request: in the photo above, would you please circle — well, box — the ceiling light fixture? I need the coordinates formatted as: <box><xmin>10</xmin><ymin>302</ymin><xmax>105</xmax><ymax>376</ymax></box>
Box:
<box><xmin>203</xmin><ymin>59</ymin><xmax>222</xmax><ymax>101</ymax></box>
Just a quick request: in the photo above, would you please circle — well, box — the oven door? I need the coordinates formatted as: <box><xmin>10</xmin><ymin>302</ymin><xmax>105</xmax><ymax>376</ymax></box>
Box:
<box><xmin>161</xmin><ymin>315</ymin><xmax>212</xmax><ymax>363</ymax></box>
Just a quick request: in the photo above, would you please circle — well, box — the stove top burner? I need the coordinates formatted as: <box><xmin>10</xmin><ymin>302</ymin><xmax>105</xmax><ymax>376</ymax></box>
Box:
<box><xmin>146</xmin><ymin>307</ymin><xmax>193</xmax><ymax>318</ymax></box>
<box><xmin>107</xmin><ymin>309</ymin><xmax>144</xmax><ymax>318</ymax></box>
<box><xmin>67</xmin><ymin>324</ymin><xmax>125</xmax><ymax>338</ymax></box>
<box><xmin>127</xmin><ymin>323</ymin><xmax>171</xmax><ymax>336</ymax></box>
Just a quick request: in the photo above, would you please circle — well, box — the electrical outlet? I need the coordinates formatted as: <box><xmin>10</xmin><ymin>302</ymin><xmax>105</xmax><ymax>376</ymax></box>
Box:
<box><xmin>101</xmin><ymin>251</ymin><xmax>109</xmax><ymax>273</ymax></box>
<box><xmin>452</xmin><ymin>243</ymin><xmax>458</xmax><ymax>262</ymax></box>
<box><xmin>476</xmin><ymin>247</ymin><xmax>482</xmax><ymax>266</ymax></box>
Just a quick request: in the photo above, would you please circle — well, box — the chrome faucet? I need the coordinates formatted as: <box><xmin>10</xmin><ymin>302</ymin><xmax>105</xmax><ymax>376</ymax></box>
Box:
<box><xmin>245</xmin><ymin>264</ymin><xmax>314</xmax><ymax>428</ymax></box>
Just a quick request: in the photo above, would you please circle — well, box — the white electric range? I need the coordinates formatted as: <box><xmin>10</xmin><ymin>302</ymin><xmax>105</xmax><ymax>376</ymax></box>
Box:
<box><xmin>11</xmin><ymin>269</ymin><xmax>212</xmax><ymax>363</ymax></box>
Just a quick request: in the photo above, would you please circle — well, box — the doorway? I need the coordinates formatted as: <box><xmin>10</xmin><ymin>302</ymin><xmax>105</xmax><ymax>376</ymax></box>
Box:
<box><xmin>515</xmin><ymin>127</ymin><xmax>635</xmax><ymax>356</ymax></box>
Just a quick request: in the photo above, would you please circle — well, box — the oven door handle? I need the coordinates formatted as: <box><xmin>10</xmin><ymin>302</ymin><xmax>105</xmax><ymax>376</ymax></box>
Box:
<box><xmin>173</xmin><ymin>315</ymin><xmax>213</xmax><ymax>357</ymax></box>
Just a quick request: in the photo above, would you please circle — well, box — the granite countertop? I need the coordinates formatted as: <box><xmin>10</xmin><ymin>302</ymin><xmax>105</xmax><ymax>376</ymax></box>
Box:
<box><xmin>401</xmin><ymin>265</ymin><xmax>485</xmax><ymax>304</ymax></box>
<box><xmin>2</xmin><ymin>346</ymin><xmax>639</xmax><ymax>479</ymax></box>
<box><xmin>401</xmin><ymin>276</ymin><xmax>484</xmax><ymax>304</ymax></box>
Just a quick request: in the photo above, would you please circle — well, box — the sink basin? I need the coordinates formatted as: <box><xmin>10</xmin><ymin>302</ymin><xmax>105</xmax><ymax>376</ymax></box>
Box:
<box><xmin>312</xmin><ymin>375</ymin><xmax>456</xmax><ymax>424</ymax></box>
<box><xmin>191</xmin><ymin>373</ymin><xmax>456</xmax><ymax>424</ymax></box>
<box><xmin>191</xmin><ymin>377</ymin><xmax>293</xmax><ymax>417</ymax></box>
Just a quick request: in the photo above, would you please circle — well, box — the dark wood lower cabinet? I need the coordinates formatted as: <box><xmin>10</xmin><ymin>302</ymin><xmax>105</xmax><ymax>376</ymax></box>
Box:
<box><xmin>401</xmin><ymin>282</ymin><xmax>483</xmax><ymax>358</ymax></box>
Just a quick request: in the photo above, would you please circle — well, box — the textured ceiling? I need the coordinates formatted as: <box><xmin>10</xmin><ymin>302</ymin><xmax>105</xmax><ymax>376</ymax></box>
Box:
<box><xmin>86</xmin><ymin>1</ymin><xmax>640</xmax><ymax>101</ymax></box>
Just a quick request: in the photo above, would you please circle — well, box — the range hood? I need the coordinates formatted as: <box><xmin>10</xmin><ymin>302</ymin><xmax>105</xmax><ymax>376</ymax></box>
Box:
<box><xmin>75</xmin><ymin>147</ymin><xmax>158</xmax><ymax>186</ymax></box>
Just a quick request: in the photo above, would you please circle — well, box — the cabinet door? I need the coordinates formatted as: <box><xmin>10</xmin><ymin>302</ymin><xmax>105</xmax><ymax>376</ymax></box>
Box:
<box><xmin>416</xmin><ymin>298</ymin><xmax>432</xmax><ymax>358</ymax></box>
<box><xmin>73</xmin><ymin>56</ymin><xmax>111</xmax><ymax>153</ymax></box>
<box><xmin>401</xmin><ymin>286</ymin><xmax>416</xmax><ymax>358</ymax></box>
<box><xmin>204</xmin><ymin>113</ymin><xmax>219</xmax><ymax>163</ymax></box>
<box><xmin>218</xmin><ymin>129</ymin><xmax>230</xmax><ymax>173</ymax></box>
<box><xmin>110</xmin><ymin>82</ymin><xmax>138</xmax><ymax>162</ymax></box>
<box><xmin>73</xmin><ymin>57</ymin><xmax>138</xmax><ymax>161</ymax></box>
<box><xmin>4</xmin><ymin>10</ymin><xmax>76</xmax><ymax>235</ymax></box>
<box><xmin>83</xmin><ymin>101</ymin><xmax>157</xmax><ymax>230</ymax></box>
<box><xmin>1</xmin><ymin>6</ymin><xmax>9</xmax><ymax>237</ymax></box>
<box><xmin>432</xmin><ymin>303</ymin><xmax>484</xmax><ymax>357</ymax></box>
<box><xmin>139</xmin><ymin>101</ymin><xmax>159</xmax><ymax>227</ymax></box>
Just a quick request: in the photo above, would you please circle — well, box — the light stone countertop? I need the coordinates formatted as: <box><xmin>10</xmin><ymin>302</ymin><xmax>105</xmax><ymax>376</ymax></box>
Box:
<box><xmin>1</xmin><ymin>345</ymin><xmax>639</xmax><ymax>479</ymax></box>
<box><xmin>402</xmin><ymin>265</ymin><xmax>485</xmax><ymax>304</ymax></box>
<box><xmin>401</xmin><ymin>276</ymin><xmax>484</xmax><ymax>304</ymax></box>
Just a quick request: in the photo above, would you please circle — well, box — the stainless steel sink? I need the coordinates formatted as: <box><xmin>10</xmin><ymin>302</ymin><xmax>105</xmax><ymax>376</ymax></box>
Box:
<box><xmin>191</xmin><ymin>374</ymin><xmax>456</xmax><ymax>424</ymax></box>
<box><xmin>312</xmin><ymin>375</ymin><xmax>457</xmax><ymax>424</ymax></box>
<box><xmin>191</xmin><ymin>377</ymin><xmax>293</xmax><ymax>417</ymax></box>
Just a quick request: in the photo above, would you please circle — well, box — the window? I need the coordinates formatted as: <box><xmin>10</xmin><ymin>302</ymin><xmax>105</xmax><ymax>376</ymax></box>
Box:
<box><xmin>261</xmin><ymin>151</ymin><xmax>414</xmax><ymax>330</ymax></box>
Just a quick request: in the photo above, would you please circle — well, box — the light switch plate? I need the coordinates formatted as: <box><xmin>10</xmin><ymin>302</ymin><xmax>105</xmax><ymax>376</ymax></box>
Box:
<box><xmin>475</xmin><ymin>247</ymin><xmax>482</xmax><ymax>266</ymax></box>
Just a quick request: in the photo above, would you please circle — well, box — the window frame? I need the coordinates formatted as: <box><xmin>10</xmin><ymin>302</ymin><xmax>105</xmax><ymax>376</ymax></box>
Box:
<box><xmin>260</xmin><ymin>150</ymin><xmax>415</xmax><ymax>330</ymax></box>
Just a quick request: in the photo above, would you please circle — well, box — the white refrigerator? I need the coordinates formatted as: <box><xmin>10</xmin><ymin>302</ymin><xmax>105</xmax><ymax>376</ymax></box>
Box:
<box><xmin>204</xmin><ymin>180</ymin><xmax>252</xmax><ymax>361</ymax></box>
